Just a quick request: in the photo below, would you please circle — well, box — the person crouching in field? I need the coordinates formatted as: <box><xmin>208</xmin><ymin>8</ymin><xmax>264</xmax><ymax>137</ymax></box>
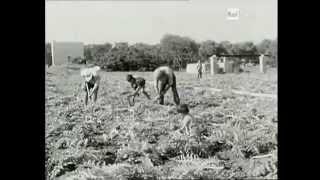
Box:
<box><xmin>80</xmin><ymin>66</ymin><xmax>101</xmax><ymax>106</ymax></box>
<box><xmin>153</xmin><ymin>66</ymin><xmax>180</xmax><ymax>105</ymax></box>
<box><xmin>196</xmin><ymin>60</ymin><xmax>202</xmax><ymax>79</ymax></box>
<box><xmin>177</xmin><ymin>104</ymin><xmax>196</xmax><ymax>136</ymax></box>
<box><xmin>126</xmin><ymin>74</ymin><xmax>151</xmax><ymax>100</ymax></box>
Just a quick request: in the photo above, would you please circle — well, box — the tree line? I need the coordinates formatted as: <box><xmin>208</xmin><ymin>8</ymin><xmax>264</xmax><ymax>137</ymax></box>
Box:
<box><xmin>45</xmin><ymin>34</ymin><xmax>277</xmax><ymax>71</ymax></box>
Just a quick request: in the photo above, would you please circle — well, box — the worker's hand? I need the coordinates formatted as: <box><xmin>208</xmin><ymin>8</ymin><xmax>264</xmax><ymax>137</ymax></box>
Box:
<box><xmin>128</xmin><ymin>94</ymin><xmax>137</xmax><ymax>100</ymax></box>
<box><xmin>154</xmin><ymin>95</ymin><xmax>160</xmax><ymax>101</ymax></box>
<box><xmin>89</xmin><ymin>90</ymin><xmax>94</xmax><ymax>97</ymax></box>
<box><xmin>154</xmin><ymin>95</ymin><xmax>163</xmax><ymax>104</ymax></box>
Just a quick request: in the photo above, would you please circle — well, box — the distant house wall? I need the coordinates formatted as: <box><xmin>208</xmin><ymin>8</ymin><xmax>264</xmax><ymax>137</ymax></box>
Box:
<box><xmin>186</xmin><ymin>63</ymin><xmax>210</xmax><ymax>74</ymax></box>
<box><xmin>186</xmin><ymin>63</ymin><xmax>198</xmax><ymax>74</ymax></box>
<box><xmin>225</xmin><ymin>61</ymin><xmax>234</xmax><ymax>73</ymax></box>
<box><xmin>218</xmin><ymin>62</ymin><xmax>225</xmax><ymax>72</ymax></box>
<box><xmin>202</xmin><ymin>63</ymin><xmax>210</xmax><ymax>73</ymax></box>
<box><xmin>51</xmin><ymin>41</ymin><xmax>84</xmax><ymax>66</ymax></box>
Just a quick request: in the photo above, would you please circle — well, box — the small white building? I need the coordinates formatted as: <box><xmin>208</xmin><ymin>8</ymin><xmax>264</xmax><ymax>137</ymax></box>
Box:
<box><xmin>51</xmin><ymin>41</ymin><xmax>84</xmax><ymax>66</ymax></box>
<box><xmin>186</xmin><ymin>63</ymin><xmax>210</xmax><ymax>74</ymax></box>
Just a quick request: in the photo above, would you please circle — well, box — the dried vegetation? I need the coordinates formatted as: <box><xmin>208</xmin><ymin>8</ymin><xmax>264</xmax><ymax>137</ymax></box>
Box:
<box><xmin>46</xmin><ymin>64</ymin><xmax>277</xmax><ymax>180</ymax></box>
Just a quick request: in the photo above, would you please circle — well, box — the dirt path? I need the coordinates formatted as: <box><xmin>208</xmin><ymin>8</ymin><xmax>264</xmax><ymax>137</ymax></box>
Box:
<box><xmin>146</xmin><ymin>81</ymin><xmax>277</xmax><ymax>99</ymax></box>
<box><xmin>196</xmin><ymin>87</ymin><xmax>277</xmax><ymax>99</ymax></box>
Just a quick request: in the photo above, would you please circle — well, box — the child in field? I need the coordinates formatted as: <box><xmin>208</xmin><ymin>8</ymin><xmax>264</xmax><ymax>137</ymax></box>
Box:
<box><xmin>126</xmin><ymin>74</ymin><xmax>151</xmax><ymax>100</ymax></box>
<box><xmin>109</xmin><ymin>125</ymin><xmax>121</xmax><ymax>140</ymax></box>
<box><xmin>177</xmin><ymin>104</ymin><xmax>195</xmax><ymax>136</ymax></box>
<box><xmin>80</xmin><ymin>66</ymin><xmax>101</xmax><ymax>106</ymax></box>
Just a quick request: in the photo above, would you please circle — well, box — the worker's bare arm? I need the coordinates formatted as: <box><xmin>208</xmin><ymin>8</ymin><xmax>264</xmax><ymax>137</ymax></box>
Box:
<box><xmin>132</xmin><ymin>86</ymin><xmax>142</xmax><ymax>97</ymax></box>
<box><xmin>161</xmin><ymin>84</ymin><xmax>171</xmax><ymax>95</ymax></box>
<box><xmin>89</xmin><ymin>77</ymin><xmax>100</xmax><ymax>96</ymax></box>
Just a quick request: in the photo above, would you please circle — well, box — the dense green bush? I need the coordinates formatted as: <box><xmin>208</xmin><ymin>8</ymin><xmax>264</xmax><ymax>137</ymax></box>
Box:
<box><xmin>46</xmin><ymin>35</ymin><xmax>277</xmax><ymax>71</ymax></box>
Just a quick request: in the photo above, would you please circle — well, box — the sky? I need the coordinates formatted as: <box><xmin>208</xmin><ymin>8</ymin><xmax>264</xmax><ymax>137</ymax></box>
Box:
<box><xmin>45</xmin><ymin>0</ymin><xmax>277</xmax><ymax>45</ymax></box>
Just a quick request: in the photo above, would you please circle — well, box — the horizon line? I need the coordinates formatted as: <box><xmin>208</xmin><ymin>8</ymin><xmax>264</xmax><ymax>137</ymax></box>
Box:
<box><xmin>45</xmin><ymin>37</ymin><xmax>277</xmax><ymax>45</ymax></box>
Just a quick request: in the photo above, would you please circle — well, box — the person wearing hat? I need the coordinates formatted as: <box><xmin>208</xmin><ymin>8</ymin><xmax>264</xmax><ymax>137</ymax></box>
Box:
<box><xmin>81</xmin><ymin>67</ymin><xmax>101</xmax><ymax>106</ymax></box>
<box><xmin>126</xmin><ymin>74</ymin><xmax>151</xmax><ymax>101</ymax></box>
<box><xmin>153</xmin><ymin>66</ymin><xmax>180</xmax><ymax>105</ymax></box>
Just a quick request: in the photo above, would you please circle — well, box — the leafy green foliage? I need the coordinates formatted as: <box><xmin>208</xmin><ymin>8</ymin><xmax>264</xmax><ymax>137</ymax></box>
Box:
<box><xmin>46</xmin><ymin>35</ymin><xmax>277</xmax><ymax>71</ymax></box>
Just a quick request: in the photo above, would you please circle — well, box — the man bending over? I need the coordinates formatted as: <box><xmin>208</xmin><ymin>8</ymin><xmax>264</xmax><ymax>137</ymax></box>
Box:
<box><xmin>153</xmin><ymin>66</ymin><xmax>180</xmax><ymax>105</ymax></box>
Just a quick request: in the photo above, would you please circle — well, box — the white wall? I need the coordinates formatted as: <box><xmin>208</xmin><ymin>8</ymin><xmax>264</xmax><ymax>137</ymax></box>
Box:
<box><xmin>186</xmin><ymin>63</ymin><xmax>210</xmax><ymax>74</ymax></box>
<box><xmin>186</xmin><ymin>63</ymin><xmax>198</xmax><ymax>74</ymax></box>
<box><xmin>51</xmin><ymin>41</ymin><xmax>84</xmax><ymax>65</ymax></box>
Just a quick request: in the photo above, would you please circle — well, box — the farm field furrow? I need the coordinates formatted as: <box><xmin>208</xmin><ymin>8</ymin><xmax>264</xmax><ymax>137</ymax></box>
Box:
<box><xmin>46</xmin><ymin>64</ymin><xmax>277</xmax><ymax>180</ymax></box>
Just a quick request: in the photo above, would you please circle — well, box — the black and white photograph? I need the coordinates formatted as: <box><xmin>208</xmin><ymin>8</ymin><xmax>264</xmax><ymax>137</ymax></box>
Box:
<box><xmin>45</xmin><ymin>0</ymin><xmax>278</xmax><ymax>179</ymax></box>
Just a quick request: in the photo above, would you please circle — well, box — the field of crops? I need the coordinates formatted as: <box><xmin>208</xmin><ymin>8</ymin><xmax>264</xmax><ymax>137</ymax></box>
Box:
<box><xmin>45</xmin><ymin>64</ymin><xmax>277</xmax><ymax>180</ymax></box>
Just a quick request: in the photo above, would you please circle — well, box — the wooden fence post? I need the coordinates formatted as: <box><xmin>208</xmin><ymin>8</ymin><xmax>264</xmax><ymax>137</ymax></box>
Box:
<box><xmin>210</xmin><ymin>55</ymin><xmax>219</xmax><ymax>75</ymax></box>
<box><xmin>259</xmin><ymin>54</ymin><xmax>267</xmax><ymax>73</ymax></box>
